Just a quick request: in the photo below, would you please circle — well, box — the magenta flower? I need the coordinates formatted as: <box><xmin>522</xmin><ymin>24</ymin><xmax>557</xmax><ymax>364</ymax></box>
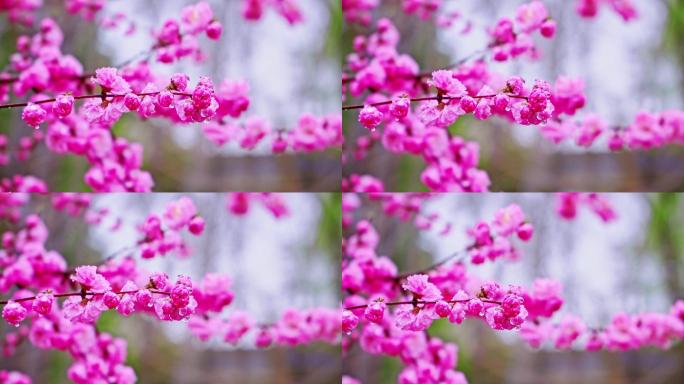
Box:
<box><xmin>71</xmin><ymin>265</ymin><xmax>111</xmax><ymax>292</ymax></box>
<box><xmin>401</xmin><ymin>274</ymin><xmax>441</xmax><ymax>302</ymax></box>
<box><xmin>2</xmin><ymin>301</ymin><xmax>27</xmax><ymax>327</ymax></box>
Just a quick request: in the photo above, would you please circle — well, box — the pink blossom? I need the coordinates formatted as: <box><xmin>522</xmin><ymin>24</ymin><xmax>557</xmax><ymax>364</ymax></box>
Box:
<box><xmin>429</xmin><ymin>70</ymin><xmax>466</xmax><ymax>97</ymax></box>
<box><xmin>364</xmin><ymin>299</ymin><xmax>386</xmax><ymax>323</ymax></box>
<box><xmin>389</xmin><ymin>94</ymin><xmax>410</xmax><ymax>119</ymax></box>
<box><xmin>21</xmin><ymin>103</ymin><xmax>47</xmax><ymax>127</ymax></box>
<box><xmin>71</xmin><ymin>265</ymin><xmax>110</xmax><ymax>292</ymax></box>
<box><xmin>224</xmin><ymin>311</ymin><xmax>254</xmax><ymax>344</ymax></box>
<box><xmin>180</xmin><ymin>1</ymin><xmax>214</xmax><ymax>34</ymax></box>
<box><xmin>342</xmin><ymin>310</ymin><xmax>359</xmax><ymax>334</ymax></box>
<box><xmin>52</xmin><ymin>93</ymin><xmax>74</xmax><ymax>118</ymax></box>
<box><xmin>492</xmin><ymin>204</ymin><xmax>526</xmax><ymax>237</ymax></box>
<box><xmin>359</xmin><ymin>105</ymin><xmax>383</xmax><ymax>131</ymax></box>
<box><xmin>32</xmin><ymin>292</ymin><xmax>54</xmax><ymax>315</ymax></box>
<box><xmin>401</xmin><ymin>274</ymin><xmax>441</xmax><ymax>301</ymax></box>
<box><xmin>515</xmin><ymin>1</ymin><xmax>549</xmax><ymax>33</ymax></box>
<box><xmin>576</xmin><ymin>114</ymin><xmax>606</xmax><ymax>147</ymax></box>
<box><xmin>163</xmin><ymin>196</ymin><xmax>198</xmax><ymax>230</ymax></box>
<box><xmin>255</xmin><ymin>328</ymin><xmax>274</xmax><ymax>348</ymax></box>
<box><xmin>553</xmin><ymin>315</ymin><xmax>586</xmax><ymax>349</ymax></box>
<box><xmin>2</xmin><ymin>301</ymin><xmax>27</xmax><ymax>327</ymax></box>
<box><xmin>206</xmin><ymin>21</ymin><xmax>223</xmax><ymax>40</ymax></box>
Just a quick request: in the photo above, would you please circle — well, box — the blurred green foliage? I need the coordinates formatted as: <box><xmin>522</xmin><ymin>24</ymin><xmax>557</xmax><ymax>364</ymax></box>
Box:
<box><xmin>665</xmin><ymin>0</ymin><xmax>684</xmax><ymax>53</ymax></box>
<box><xmin>317</xmin><ymin>193</ymin><xmax>342</xmax><ymax>254</ymax></box>
<box><xmin>646</xmin><ymin>193</ymin><xmax>684</xmax><ymax>300</ymax></box>
<box><xmin>326</xmin><ymin>0</ymin><xmax>343</xmax><ymax>60</ymax></box>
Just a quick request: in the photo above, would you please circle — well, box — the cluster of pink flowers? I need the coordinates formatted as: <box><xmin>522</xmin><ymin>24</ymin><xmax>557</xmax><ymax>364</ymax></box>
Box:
<box><xmin>342</xmin><ymin>0</ymin><xmax>451</xmax><ymax>26</ymax></box>
<box><xmin>155</xmin><ymin>2</ymin><xmax>223</xmax><ymax>64</ymax></box>
<box><xmin>343</xmin><ymin>3</ymin><xmax>592</xmax><ymax>191</ymax></box>
<box><xmin>521</xmin><ymin>301</ymin><xmax>684</xmax><ymax>351</ymax></box>
<box><xmin>543</xmin><ymin>110</ymin><xmax>684</xmax><ymax>150</ymax></box>
<box><xmin>342</xmin><ymin>193</ymin><xmax>684</xmax><ymax>383</ymax></box>
<box><xmin>341</xmin><ymin>0</ymin><xmax>381</xmax><ymax>25</ymax></box>
<box><xmin>341</xmin><ymin>0</ymin><xmax>677</xmax><ymax>191</ymax></box>
<box><xmin>0</xmin><ymin>192</ymin><xmax>31</xmax><ymax>222</ymax></box>
<box><xmin>342</xmin><ymin>0</ymin><xmax>637</xmax><ymax>27</ymax></box>
<box><xmin>0</xmin><ymin>0</ymin><xmax>88</xmax><ymax>26</ymax></box>
<box><xmin>203</xmin><ymin>112</ymin><xmax>342</xmax><ymax>153</ymax></box>
<box><xmin>466</xmin><ymin>204</ymin><xmax>533</xmax><ymax>264</ymax></box>
<box><xmin>0</xmin><ymin>175</ymin><xmax>47</xmax><ymax>195</ymax></box>
<box><xmin>0</xmin><ymin>198</ymin><xmax>205</xmax><ymax>383</ymax></box>
<box><xmin>1</xmin><ymin>265</ymin><xmax>198</xmax><ymax>328</ymax></box>
<box><xmin>136</xmin><ymin>197</ymin><xmax>205</xmax><ymax>259</ymax></box>
<box><xmin>576</xmin><ymin>0</ymin><xmax>638</xmax><ymax>21</ymax></box>
<box><xmin>342</xmin><ymin>174</ymin><xmax>385</xmax><ymax>193</ymax></box>
<box><xmin>188</xmin><ymin>306</ymin><xmax>340</xmax><ymax>348</ymax></box>
<box><xmin>0</xmin><ymin>370</ymin><xmax>31</xmax><ymax>384</ymax></box>
<box><xmin>225</xmin><ymin>192</ymin><xmax>290</xmax><ymax>218</ymax></box>
<box><xmin>1</xmin><ymin>193</ymin><xmax>338</xmax><ymax>383</ymax></box>
<box><xmin>342</xmin><ymin>192</ymin><xmax>453</xmax><ymax>235</ymax></box>
<box><xmin>0</xmin><ymin>0</ymin><xmax>303</xmax><ymax>27</ymax></box>
<box><xmin>242</xmin><ymin>0</ymin><xmax>304</xmax><ymax>25</ymax></box>
<box><xmin>0</xmin><ymin>214</ymin><xmax>68</xmax><ymax>294</ymax></box>
<box><xmin>50</xmin><ymin>193</ymin><xmax>92</xmax><ymax>217</ymax></box>
<box><xmin>1</xmin><ymin>11</ymin><xmax>219</xmax><ymax>191</ymax></box>
<box><xmin>0</xmin><ymin>1</ymin><xmax>339</xmax><ymax>192</ymax></box>
<box><xmin>50</xmin><ymin>192</ymin><xmax>124</xmax><ymax>231</ymax></box>
<box><xmin>488</xmin><ymin>1</ymin><xmax>557</xmax><ymax>62</ymax></box>
<box><xmin>556</xmin><ymin>192</ymin><xmax>617</xmax><ymax>222</ymax></box>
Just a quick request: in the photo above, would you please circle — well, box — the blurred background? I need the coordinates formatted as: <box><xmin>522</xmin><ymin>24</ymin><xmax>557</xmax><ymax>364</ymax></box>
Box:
<box><xmin>344</xmin><ymin>193</ymin><xmax>684</xmax><ymax>383</ymax></box>
<box><xmin>342</xmin><ymin>0</ymin><xmax>684</xmax><ymax>191</ymax></box>
<box><xmin>0</xmin><ymin>0</ymin><xmax>342</xmax><ymax>191</ymax></box>
<box><xmin>0</xmin><ymin>193</ymin><xmax>341</xmax><ymax>383</ymax></box>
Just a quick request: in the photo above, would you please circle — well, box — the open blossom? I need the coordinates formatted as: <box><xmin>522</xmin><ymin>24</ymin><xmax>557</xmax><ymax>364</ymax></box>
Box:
<box><xmin>389</xmin><ymin>94</ymin><xmax>410</xmax><ymax>119</ymax></box>
<box><xmin>448</xmin><ymin>291</ymin><xmax>470</xmax><ymax>324</ymax></box>
<box><xmin>401</xmin><ymin>274</ymin><xmax>441</xmax><ymax>301</ymax></box>
<box><xmin>193</xmin><ymin>273</ymin><xmax>234</xmax><ymax>313</ymax></box>
<box><xmin>71</xmin><ymin>265</ymin><xmax>111</xmax><ymax>292</ymax></box>
<box><xmin>94</xmin><ymin>67</ymin><xmax>131</xmax><ymax>94</ymax></box>
<box><xmin>180</xmin><ymin>1</ymin><xmax>214</xmax><ymax>34</ymax></box>
<box><xmin>32</xmin><ymin>292</ymin><xmax>54</xmax><ymax>315</ymax></box>
<box><xmin>492</xmin><ymin>204</ymin><xmax>526</xmax><ymax>237</ymax></box>
<box><xmin>224</xmin><ymin>310</ymin><xmax>254</xmax><ymax>344</ymax></box>
<box><xmin>359</xmin><ymin>105</ymin><xmax>383</xmax><ymax>130</ymax></box>
<box><xmin>155</xmin><ymin>90</ymin><xmax>174</xmax><ymax>108</ymax></box>
<box><xmin>123</xmin><ymin>93</ymin><xmax>141</xmax><ymax>111</ymax></box>
<box><xmin>552</xmin><ymin>76</ymin><xmax>586</xmax><ymax>116</ymax></box>
<box><xmin>515</xmin><ymin>0</ymin><xmax>549</xmax><ymax>32</ymax></box>
<box><xmin>506</xmin><ymin>77</ymin><xmax>525</xmax><ymax>95</ymax></box>
<box><xmin>429</xmin><ymin>70</ymin><xmax>466</xmax><ymax>97</ymax></box>
<box><xmin>239</xmin><ymin>117</ymin><xmax>271</xmax><ymax>149</ymax></box>
<box><xmin>394</xmin><ymin>302</ymin><xmax>438</xmax><ymax>331</ymax></box>
<box><xmin>342</xmin><ymin>310</ymin><xmax>359</xmax><ymax>334</ymax></box>
<box><xmin>553</xmin><ymin>315</ymin><xmax>587</xmax><ymax>349</ymax></box>
<box><xmin>163</xmin><ymin>196</ymin><xmax>198</xmax><ymax>230</ymax></box>
<box><xmin>62</xmin><ymin>295</ymin><xmax>107</xmax><ymax>323</ymax></box>
<box><xmin>216</xmin><ymin>79</ymin><xmax>250</xmax><ymax>118</ymax></box>
<box><xmin>53</xmin><ymin>93</ymin><xmax>74</xmax><ymax>118</ymax></box>
<box><xmin>2</xmin><ymin>301</ymin><xmax>27</xmax><ymax>327</ymax></box>
<box><xmin>576</xmin><ymin>114</ymin><xmax>606</xmax><ymax>147</ymax></box>
<box><xmin>364</xmin><ymin>299</ymin><xmax>386</xmax><ymax>323</ymax></box>
<box><xmin>21</xmin><ymin>103</ymin><xmax>47</xmax><ymax>127</ymax></box>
